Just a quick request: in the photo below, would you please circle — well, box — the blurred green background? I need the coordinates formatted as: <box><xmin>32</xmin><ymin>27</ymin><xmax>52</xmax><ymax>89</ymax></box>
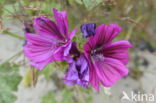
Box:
<box><xmin>0</xmin><ymin>0</ymin><xmax>156</xmax><ymax>103</ymax></box>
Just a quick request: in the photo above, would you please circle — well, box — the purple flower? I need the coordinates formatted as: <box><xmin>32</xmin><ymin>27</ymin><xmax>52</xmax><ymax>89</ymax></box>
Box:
<box><xmin>81</xmin><ymin>23</ymin><xmax>96</xmax><ymax>38</ymax></box>
<box><xmin>63</xmin><ymin>43</ymin><xmax>89</xmax><ymax>88</ymax></box>
<box><xmin>84</xmin><ymin>24</ymin><xmax>133</xmax><ymax>90</ymax></box>
<box><xmin>24</xmin><ymin>8</ymin><xmax>76</xmax><ymax>70</ymax></box>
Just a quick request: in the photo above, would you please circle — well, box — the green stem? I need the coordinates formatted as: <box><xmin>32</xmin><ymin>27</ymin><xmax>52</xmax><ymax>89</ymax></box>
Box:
<box><xmin>2</xmin><ymin>29</ymin><xmax>25</xmax><ymax>40</ymax></box>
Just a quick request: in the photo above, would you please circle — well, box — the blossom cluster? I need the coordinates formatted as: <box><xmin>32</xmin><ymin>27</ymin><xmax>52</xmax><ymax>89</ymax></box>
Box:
<box><xmin>24</xmin><ymin>8</ymin><xmax>133</xmax><ymax>90</ymax></box>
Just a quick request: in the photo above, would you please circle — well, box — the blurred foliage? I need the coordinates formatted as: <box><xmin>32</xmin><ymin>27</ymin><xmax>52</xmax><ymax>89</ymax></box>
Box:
<box><xmin>0</xmin><ymin>62</ymin><xmax>21</xmax><ymax>103</ymax></box>
<box><xmin>41</xmin><ymin>86</ymin><xmax>93</xmax><ymax>103</ymax></box>
<box><xmin>39</xmin><ymin>63</ymin><xmax>56</xmax><ymax>81</ymax></box>
<box><xmin>42</xmin><ymin>91</ymin><xmax>57</xmax><ymax>103</ymax></box>
<box><xmin>61</xmin><ymin>89</ymin><xmax>74</xmax><ymax>103</ymax></box>
<box><xmin>0</xmin><ymin>0</ymin><xmax>156</xmax><ymax>103</ymax></box>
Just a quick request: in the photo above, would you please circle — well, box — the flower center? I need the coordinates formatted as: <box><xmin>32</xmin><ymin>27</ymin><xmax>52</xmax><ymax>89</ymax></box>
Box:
<box><xmin>58</xmin><ymin>39</ymin><xmax>68</xmax><ymax>46</ymax></box>
<box><xmin>90</xmin><ymin>46</ymin><xmax>103</xmax><ymax>56</ymax></box>
<box><xmin>91</xmin><ymin>54</ymin><xmax>104</xmax><ymax>63</ymax></box>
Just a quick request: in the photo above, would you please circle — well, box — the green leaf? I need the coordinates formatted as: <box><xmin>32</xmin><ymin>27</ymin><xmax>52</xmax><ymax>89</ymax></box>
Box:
<box><xmin>83</xmin><ymin>0</ymin><xmax>103</xmax><ymax>10</ymax></box>
<box><xmin>96</xmin><ymin>0</ymin><xmax>103</xmax><ymax>4</ymax></box>
<box><xmin>2</xmin><ymin>29</ymin><xmax>25</xmax><ymax>40</ymax></box>
<box><xmin>83</xmin><ymin>0</ymin><xmax>95</xmax><ymax>10</ymax></box>
<box><xmin>2</xmin><ymin>2</ymin><xmax>21</xmax><ymax>21</ymax></box>
<box><xmin>0</xmin><ymin>63</ymin><xmax>21</xmax><ymax>103</ymax></box>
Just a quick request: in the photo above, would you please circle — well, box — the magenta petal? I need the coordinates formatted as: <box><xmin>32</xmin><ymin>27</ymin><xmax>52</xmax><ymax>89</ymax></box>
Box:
<box><xmin>89</xmin><ymin>62</ymin><xmax>100</xmax><ymax>91</ymax></box>
<box><xmin>26</xmin><ymin>53</ymin><xmax>55</xmax><ymax>70</ymax></box>
<box><xmin>92</xmin><ymin>56</ymin><xmax>128</xmax><ymax>87</ymax></box>
<box><xmin>53</xmin><ymin>42</ymin><xmax>72</xmax><ymax>61</ymax></box>
<box><xmin>24</xmin><ymin>33</ymin><xmax>59</xmax><ymax>60</ymax></box>
<box><xmin>53</xmin><ymin>8</ymin><xmax>68</xmax><ymax>37</ymax></box>
<box><xmin>102</xmin><ymin>40</ymin><xmax>133</xmax><ymax>64</ymax></box>
<box><xmin>68</xmin><ymin>29</ymin><xmax>76</xmax><ymax>40</ymax></box>
<box><xmin>34</xmin><ymin>17</ymin><xmax>63</xmax><ymax>40</ymax></box>
<box><xmin>85</xmin><ymin>24</ymin><xmax>122</xmax><ymax>50</ymax></box>
<box><xmin>25</xmin><ymin>33</ymin><xmax>55</xmax><ymax>45</ymax></box>
<box><xmin>24</xmin><ymin>33</ymin><xmax>60</xmax><ymax>69</ymax></box>
<box><xmin>29</xmin><ymin>60</ymin><xmax>53</xmax><ymax>70</ymax></box>
<box><xmin>95</xmin><ymin>24</ymin><xmax>122</xmax><ymax>44</ymax></box>
<box><xmin>64</xmin><ymin>42</ymin><xmax>72</xmax><ymax>56</ymax></box>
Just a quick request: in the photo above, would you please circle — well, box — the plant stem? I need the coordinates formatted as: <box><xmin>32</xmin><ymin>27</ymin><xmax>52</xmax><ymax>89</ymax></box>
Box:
<box><xmin>2</xmin><ymin>29</ymin><xmax>25</xmax><ymax>40</ymax></box>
